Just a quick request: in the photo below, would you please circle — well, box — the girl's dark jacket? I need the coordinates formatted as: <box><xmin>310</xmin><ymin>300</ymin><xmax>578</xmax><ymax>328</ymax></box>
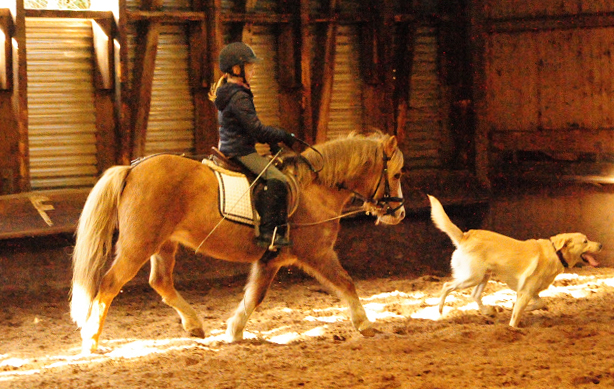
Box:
<box><xmin>214</xmin><ymin>82</ymin><xmax>293</xmax><ymax>158</ymax></box>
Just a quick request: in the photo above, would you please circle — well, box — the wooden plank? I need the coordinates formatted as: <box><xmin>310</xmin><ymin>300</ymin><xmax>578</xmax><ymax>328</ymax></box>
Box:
<box><xmin>0</xmin><ymin>189</ymin><xmax>89</xmax><ymax>239</ymax></box>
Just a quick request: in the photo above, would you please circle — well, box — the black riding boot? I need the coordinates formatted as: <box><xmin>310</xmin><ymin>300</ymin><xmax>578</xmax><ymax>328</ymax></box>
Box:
<box><xmin>256</xmin><ymin>179</ymin><xmax>291</xmax><ymax>249</ymax></box>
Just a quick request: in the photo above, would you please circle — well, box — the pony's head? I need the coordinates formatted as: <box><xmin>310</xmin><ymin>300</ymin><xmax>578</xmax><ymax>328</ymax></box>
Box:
<box><xmin>361</xmin><ymin>133</ymin><xmax>405</xmax><ymax>225</ymax></box>
<box><xmin>298</xmin><ymin>131</ymin><xmax>406</xmax><ymax>225</ymax></box>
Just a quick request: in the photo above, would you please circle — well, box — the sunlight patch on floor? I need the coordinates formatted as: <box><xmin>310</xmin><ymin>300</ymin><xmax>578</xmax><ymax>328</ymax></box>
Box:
<box><xmin>0</xmin><ymin>337</ymin><xmax>222</xmax><ymax>383</ymax></box>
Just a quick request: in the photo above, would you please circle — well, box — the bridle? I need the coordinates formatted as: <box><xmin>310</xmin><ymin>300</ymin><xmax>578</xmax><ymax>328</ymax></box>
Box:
<box><xmin>337</xmin><ymin>147</ymin><xmax>405</xmax><ymax>216</ymax></box>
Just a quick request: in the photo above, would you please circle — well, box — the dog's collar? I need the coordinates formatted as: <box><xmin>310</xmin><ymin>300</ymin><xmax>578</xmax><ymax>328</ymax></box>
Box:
<box><xmin>551</xmin><ymin>241</ymin><xmax>569</xmax><ymax>268</ymax></box>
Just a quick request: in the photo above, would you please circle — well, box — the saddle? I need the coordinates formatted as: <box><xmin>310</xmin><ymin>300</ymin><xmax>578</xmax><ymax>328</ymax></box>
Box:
<box><xmin>203</xmin><ymin>148</ymin><xmax>298</xmax><ymax>227</ymax></box>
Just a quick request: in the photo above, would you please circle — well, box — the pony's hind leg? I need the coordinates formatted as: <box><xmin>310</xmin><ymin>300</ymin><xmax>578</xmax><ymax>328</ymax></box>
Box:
<box><xmin>226</xmin><ymin>254</ymin><xmax>281</xmax><ymax>342</ymax></box>
<box><xmin>149</xmin><ymin>240</ymin><xmax>204</xmax><ymax>337</ymax></box>
<box><xmin>298</xmin><ymin>250</ymin><xmax>374</xmax><ymax>336</ymax></box>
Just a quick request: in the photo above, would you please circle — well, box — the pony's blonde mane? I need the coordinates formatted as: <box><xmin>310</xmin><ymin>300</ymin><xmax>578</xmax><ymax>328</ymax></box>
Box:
<box><xmin>288</xmin><ymin>131</ymin><xmax>402</xmax><ymax>189</ymax></box>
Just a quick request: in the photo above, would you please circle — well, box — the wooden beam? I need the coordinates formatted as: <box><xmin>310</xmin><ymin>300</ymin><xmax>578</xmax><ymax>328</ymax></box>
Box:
<box><xmin>0</xmin><ymin>10</ymin><xmax>12</xmax><ymax>90</ymax></box>
<box><xmin>469</xmin><ymin>0</ymin><xmax>490</xmax><ymax>188</ymax></box>
<box><xmin>13</xmin><ymin>0</ymin><xmax>29</xmax><ymax>192</ymax></box>
<box><xmin>92</xmin><ymin>19</ymin><xmax>114</xmax><ymax>90</ymax></box>
<box><xmin>190</xmin><ymin>0</ymin><xmax>220</xmax><ymax>154</ymax></box>
<box><xmin>314</xmin><ymin>0</ymin><xmax>338</xmax><ymax>144</ymax></box>
<box><xmin>298</xmin><ymin>0</ymin><xmax>313</xmax><ymax>143</ymax></box>
<box><xmin>127</xmin><ymin>10</ymin><xmax>206</xmax><ymax>22</ymax></box>
<box><xmin>0</xmin><ymin>189</ymin><xmax>89</xmax><ymax>239</ymax></box>
<box><xmin>222</xmin><ymin>13</ymin><xmax>291</xmax><ymax>23</ymax></box>
<box><xmin>393</xmin><ymin>23</ymin><xmax>415</xmax><ymax>140</ymax></box>
<box><xmin>117</xmin><ymin>0</ymin><xmax>132</xmax><ymax>165</ymax></box>
<box><xmin>24</xmin><ymin>9</ymin><xmax>113</xmax><ymax>19</ymax></box>
<box><xmin>129</xmin><ymin>21</ymin><xmax>160</xmax><ymax>159</ymax></box>
<box><xmin>485</xmin><ymin>12</ymin><xmax>614</xmax><ymax>34</ymax></box>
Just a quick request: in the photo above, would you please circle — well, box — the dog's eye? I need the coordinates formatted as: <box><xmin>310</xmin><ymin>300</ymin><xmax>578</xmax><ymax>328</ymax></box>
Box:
<box><xmin>584</xmin><ymin>239</ymin><xmax>588</xmax><ymax>244</ymax></box>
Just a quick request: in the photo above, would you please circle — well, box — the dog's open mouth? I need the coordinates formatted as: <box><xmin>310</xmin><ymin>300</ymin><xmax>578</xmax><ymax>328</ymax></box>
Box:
<box><xmin>582</xmin><ymin>253</ymin><xmax>599</xmax><ymax>267</ymax></box>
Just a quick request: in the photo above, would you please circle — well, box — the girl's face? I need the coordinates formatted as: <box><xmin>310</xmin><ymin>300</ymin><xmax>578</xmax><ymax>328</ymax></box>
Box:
<box><xmin>243</xmin><ymin>63</ymin><xmax>256</xmax><ymax>83</ymax></box>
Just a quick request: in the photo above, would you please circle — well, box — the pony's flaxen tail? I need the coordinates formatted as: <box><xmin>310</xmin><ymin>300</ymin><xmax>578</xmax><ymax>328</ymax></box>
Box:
<box><xmin>70</xmin><ymin>165</ymin><xmax>131</xmax><ymax>328</ymax></box>
<box><xmin>428</xmin><ymin>195</ymin><xmax>464</xmax><ymax>247</ymax></box>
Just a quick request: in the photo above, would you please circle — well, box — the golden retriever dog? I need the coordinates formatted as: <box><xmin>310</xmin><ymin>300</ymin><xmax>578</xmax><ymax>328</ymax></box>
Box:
<box><xmin>428</xmin><ymin>195</ymin><xmax>601</xmax><ymax>327</ymax></box>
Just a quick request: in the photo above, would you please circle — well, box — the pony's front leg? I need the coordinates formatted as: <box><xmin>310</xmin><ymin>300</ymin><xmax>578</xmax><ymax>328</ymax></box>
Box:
<box><xmin>299</xmin><ymin>250</ymin><xmax>374</xmax><ymax>336</ymax></box>
<box><xmin>226</xmin><ymin>258</ymin><xmax>280</xmax><ymax>342</ymax></box>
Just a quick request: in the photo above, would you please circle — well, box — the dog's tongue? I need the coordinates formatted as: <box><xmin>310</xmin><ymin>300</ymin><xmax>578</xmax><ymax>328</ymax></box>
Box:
<box><xmin>583</xmin><ymin>254</ymin><xmax>599</xmax><ymax>267</ymax></box>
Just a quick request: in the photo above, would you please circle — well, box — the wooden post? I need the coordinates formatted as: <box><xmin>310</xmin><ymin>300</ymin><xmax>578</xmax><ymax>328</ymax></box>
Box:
<box><xmin>13</xmin><ymin>0</ymin><xmax>29</xmax><ymax>192</ymax></box>
<box><xmin>0</xmin><ymin>9</ymin><xmax>12</xmax><ymax>90</ymax></box>
<box><xmin>314</xmin><ymin>0</ymin><xmax>338</xmax><ymax>144</ymax></box>
<box><xmin>277</xmin><ymin>0</ymin><xmax>303</xmax><ymax>140</ymax></box>
<box><xmin>91</xmin><ymin>18</ymin><xmax>117</xmax><ymax>173</ymax></box>
<box><xmin>299</xmin><ymin>0</ymin><xmax>314</xmax><ymax>143</ymax></box>
<box><xmin>469</xmin><ymin>0</ymin><xmax>490</xmax><ymax>188</ymax></box>
<box><xmin>190</xmin><ymin>0</ymin><xmax>221</xmax><ymax>154</ymax></box>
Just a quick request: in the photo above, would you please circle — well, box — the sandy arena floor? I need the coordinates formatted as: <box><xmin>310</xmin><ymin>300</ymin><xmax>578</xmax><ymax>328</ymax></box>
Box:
<box><xmin>2</xmin><ymin>266</ymin><xmax>614</xmax><ymax>388</ymax></box>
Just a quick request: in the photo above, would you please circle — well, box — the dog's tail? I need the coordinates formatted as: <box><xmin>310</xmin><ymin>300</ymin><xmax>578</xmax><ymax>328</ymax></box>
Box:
<box><xmin>428</xmin><ymin>195</ymin><xmax>464</xmax><ymax>247</ymax></box>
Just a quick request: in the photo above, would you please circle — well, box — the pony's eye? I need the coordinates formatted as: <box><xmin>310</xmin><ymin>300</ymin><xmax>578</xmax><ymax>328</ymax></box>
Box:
<box><xmin>393</xmin><ymin>173</ymin><xmax>402</xmax><ymax>180</ymax></box>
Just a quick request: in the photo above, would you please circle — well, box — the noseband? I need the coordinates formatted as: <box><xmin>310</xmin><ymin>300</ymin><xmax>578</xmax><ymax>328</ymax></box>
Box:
<box><xmin>338</xmin><ymin>147</ymin><xmax>405</xmax><ymax>216</ymax></box>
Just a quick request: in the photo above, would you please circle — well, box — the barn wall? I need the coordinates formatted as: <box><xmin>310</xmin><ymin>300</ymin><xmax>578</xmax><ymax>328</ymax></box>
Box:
<box><xmin>479</xmin><ymin>0</ymin><xmax>614</xmax><ymax>176</ymax></box>
<box><xmin>4</xmin><ymin>186</ymin><xmax>613</xmax><ymax>296</ymax></box>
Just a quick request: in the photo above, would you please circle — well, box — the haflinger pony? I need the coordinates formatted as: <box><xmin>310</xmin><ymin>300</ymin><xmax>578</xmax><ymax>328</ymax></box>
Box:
<box><xmin>70</xmin><ymin>132</ymin><xmax>405</xmax><ymax>354</ymax></box>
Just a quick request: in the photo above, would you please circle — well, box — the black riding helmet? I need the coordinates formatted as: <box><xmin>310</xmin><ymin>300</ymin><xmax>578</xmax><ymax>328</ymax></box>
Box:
<box><xmin>219</xmin><ymin>42</ymin><xmax>261</xmax><ymax>80</ymax></box>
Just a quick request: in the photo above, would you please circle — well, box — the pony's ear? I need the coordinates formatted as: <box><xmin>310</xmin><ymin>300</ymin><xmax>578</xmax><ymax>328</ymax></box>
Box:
<box><xmin>384</xmin><ymin>135</ymin><xmax>398</xmax><ymax>156</ymax></box>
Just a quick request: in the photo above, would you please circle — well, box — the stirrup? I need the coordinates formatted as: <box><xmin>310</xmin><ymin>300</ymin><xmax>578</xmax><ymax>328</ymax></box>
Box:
<box><xmin>257</xmin><ymin>226</ymin><xmax>291</xmax><ymax>251</ymax></box>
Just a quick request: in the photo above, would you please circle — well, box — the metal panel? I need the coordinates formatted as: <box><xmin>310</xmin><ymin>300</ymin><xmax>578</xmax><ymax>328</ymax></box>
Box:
<box><xmin>405</xmin><ymin>26</ymin><xmax>442</xmax><ymax>168</ymax></box>
<box><xmin>327</xmin><ymin>24</ymin><xmax>364</xmax><ymax>141</ymax></box>
<box><xmin>130</xmin><ymin>25</ymin><xmax>195</xmax><ymax>155</ymax></box>
<box><xmin>249</xmin><ymin>25</ymin><xmax>282</xmax><ymax>128</ymax></box>
<box><xmin>26</xmin><ymin>18</ymin><xmax>98</xmax><ymax>189</ymax></box>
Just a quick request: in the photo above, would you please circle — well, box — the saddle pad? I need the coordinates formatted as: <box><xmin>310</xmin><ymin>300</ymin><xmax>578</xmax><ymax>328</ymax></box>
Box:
<box><xmin>214</xmin><ymin>170</ymin><xmax>255</xmax><ymax>225</ymax></box>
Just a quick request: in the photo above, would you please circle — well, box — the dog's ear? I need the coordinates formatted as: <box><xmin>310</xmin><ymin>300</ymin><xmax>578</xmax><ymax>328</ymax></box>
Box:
<box><xmin>551</xmin><ymin>235</ymin><xmax>570</xmax><ymax>251</ymax></box>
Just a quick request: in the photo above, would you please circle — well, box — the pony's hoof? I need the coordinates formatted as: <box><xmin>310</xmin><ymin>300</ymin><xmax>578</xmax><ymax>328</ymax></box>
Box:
<box><xmin>225</xmin><ymin>330</ymin><xmax>243</xmax><ymax>343</ymax></box>
<box><xmin>189</xmin><ymin>327</ymin><xmax>205</xmax><ymax>338</ymax></box>
<box><xmin>359</xmin><ymin>327</ymin><xmax>381</xmax><ymax>337</ymax></box>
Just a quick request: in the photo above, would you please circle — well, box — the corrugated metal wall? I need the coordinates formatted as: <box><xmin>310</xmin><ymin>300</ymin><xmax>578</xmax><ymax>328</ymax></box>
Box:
<box><xmin>126</xmin><ymin>0</ymin><xmax>196</xmax><ymax>155</ymax></box>
<box><xmin>405</xmin><ymin>26</ymin><xmax>442</xmax><ymax>169</ymax></box>
<box><xmin>249</xmin><ymin>25</ymin><xmax>282</xmax><ymax>128</ymax></box>
<box><xmin>143</xmin><ymin>25</ymin><xmax>195</xmax><ymax>155</ymax></box>
<box><xmin>26</xmin><ymin>18</ymin><xmax>98</xmax><ymax>189</ymax></box>
<box><xmin>327</xmin><ymin>24</ymin><xmax>364</xmax><ymax>141</ymax></box>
